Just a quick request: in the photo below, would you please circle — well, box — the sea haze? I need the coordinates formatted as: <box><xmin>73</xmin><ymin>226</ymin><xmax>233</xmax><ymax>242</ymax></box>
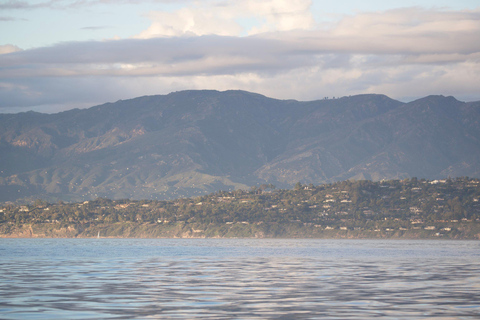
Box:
<box><xmin>1</xmin><ymin>90</ymin><xmax>480</xmax><ymax>203</ymax></box>
<box><xmin>0</xmin><ymin>239</ymin><xmax>479</xmax><ymax>319</ymax></box>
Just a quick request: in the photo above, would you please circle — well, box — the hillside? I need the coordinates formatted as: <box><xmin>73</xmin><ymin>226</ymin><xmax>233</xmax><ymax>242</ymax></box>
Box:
<box><xmin>1</xmin><ymin>178</ymin><xmax>479</xmax><ymax>239</ymax></box>
<box><xmin>1</xmin><ymin>90</ymin><xmax>480</xmax><ymax>203</ymax></box>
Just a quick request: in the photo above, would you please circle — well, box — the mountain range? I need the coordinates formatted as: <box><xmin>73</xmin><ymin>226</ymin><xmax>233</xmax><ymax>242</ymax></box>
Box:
<box><xmin>1</xmin><ymin>90</ymin><xmax>479</xmax><ymax>203</ymax></box>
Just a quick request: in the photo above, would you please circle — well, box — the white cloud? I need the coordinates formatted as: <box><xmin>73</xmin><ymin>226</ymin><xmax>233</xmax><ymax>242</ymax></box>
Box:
<box><xmin>136</xmin><ymin>7</ymin><xmax>243</xmax><ymax>38</ymax></box>
<box><xmin>136</xmin><ymin>0</ymin><xmax>315</xmax><ymax>38</ymax></box>
<box><xmin>0</xmin><ymin>44</ymin><xmax>22</xmax><ymax>54</ymax></box>
<box><xmin>262</xmin><ymin>8</ymin><xmax>480</xmax><ymax>57</ymax></box>
<box><xmin>243</xmin><ymin>0</ymin><xmax>315</xmax><ymax>34</ymax></box>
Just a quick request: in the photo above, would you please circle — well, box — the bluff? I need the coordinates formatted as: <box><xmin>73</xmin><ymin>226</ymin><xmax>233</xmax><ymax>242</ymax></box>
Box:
<box><xmin>2</xmin><ymin>178</ymin><xmax>479</xmax><ymax>239</ymax></box>
<box><xmin>1</xmin><ymin>90</ymin><xmax>479</xmax><ymax>202</ymax></box>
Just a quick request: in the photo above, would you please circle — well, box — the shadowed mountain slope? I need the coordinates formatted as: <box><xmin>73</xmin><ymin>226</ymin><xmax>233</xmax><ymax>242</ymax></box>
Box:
<box><xmin>1</xmin><ymin>90</ymin><xmax>479</xmax><ymax>202</ymax></box>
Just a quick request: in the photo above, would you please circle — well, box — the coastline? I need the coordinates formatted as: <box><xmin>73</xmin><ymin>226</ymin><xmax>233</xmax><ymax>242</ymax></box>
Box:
<box><xmin>2</xmin><ymin>222</ymin><xmax>479</xmax><ymax>240</ymax></box>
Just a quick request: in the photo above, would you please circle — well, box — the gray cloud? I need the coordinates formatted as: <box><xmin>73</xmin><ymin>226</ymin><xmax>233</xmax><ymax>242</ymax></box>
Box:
<box><xmin>0</xmin><ymin>36</ymin><xmax>304</xmax><ymax>77</ymax></box>
<box><xmin>81</xmin><ymin>25</ymin><xmax>113</xmax><ymax>30</ymax></box>
<box><xmin>0</xmin><ymin>16</ymin><xmax>28</xmax><ymax>21</ymax></box>
<box><xmin>1</xmin><ymin>6</ymin><xmax>479</xmax><ymax>112</ymax></box>
<box><xmin>0</xmin><ymin>0</ymin><xmax>57</xmax><ymax>10</ymax></box>
<box><xmin>0</xmin><ymin>0</ymin><xmax>191</xmax><ymax>10</ymax></box>
<box><xmin>0</xmin><ymin>77</ymin><xmax>128</xmax><ymax>109</ymax></box>
<box><xmin>1</xmin><ymin>23</ymin><xmax>478</xmax><ymax>78</ymax></box>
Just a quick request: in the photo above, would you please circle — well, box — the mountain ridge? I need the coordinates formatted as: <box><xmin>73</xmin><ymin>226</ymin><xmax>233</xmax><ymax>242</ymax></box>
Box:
<box><xmin>1</xmin><ymin>90</ymin><xmax>479</xmax><ymax>203</ymax></box>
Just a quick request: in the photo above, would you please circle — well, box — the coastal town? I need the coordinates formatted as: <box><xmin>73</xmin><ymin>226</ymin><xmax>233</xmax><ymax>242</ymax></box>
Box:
<box><xmin>1</xmin><ymin>177</ymin><xmax>479</xmax><ymax>239</ymax></box>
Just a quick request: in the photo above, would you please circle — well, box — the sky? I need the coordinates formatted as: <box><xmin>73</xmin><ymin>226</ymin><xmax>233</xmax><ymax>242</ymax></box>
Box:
<box><xmin>0</xmin><ymin>0</ymin><xmax>479</xmax><ymax>113</ymax></box>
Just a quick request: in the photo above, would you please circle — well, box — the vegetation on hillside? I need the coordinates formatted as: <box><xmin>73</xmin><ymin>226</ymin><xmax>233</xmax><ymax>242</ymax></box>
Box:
<box><xmin>1</xmin><ymin>177</ymin><xmax>480</xmax><ymax>239</ymax></box>
<box><xmin>2</xmin><ymin>91</ymin><xmax>480</xmax><ymax>203</ymax></box>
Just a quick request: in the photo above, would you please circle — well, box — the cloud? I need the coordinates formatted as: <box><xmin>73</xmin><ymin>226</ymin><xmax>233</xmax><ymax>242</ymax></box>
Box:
<box><xmin>243</xmin><ymin>0</ymin><xmax>315</xmax><ymax>34</ymax></box>
<box><xmin>1</xmin><ymin>6</ymin><xmax>480</xmax><ymax>112</ymax></box>
<box><xmin>0</xmin><ymin>36</ymin><xmax>301</xmax><ymax>77</ymax></box>
<box><xmin>0</xmin><ymin>16</ymin><xmax>27</xmax><ymax>21</ymax></box>
<box><xmin>0</xmin><ymin>0</ymin><xmax>190</xmax><ymax>10</ymax></box>
<box><xmin>136</xmin><ymin>0</ymin><xmax>315</xmax><ymax>38</ymax></box>
<box><xmin>81</xmin><ymin>25</ymin><xmax>113</xmax><ymax>30</ymax></box>
<box><xmin>136</xmin><ymin>8</ymin><xmax>243</xmax><ymax>38</ymax></box>
<box><xmin>0</xmin><ymin>44</ymin><xmax>22</xmax><ymax>54</ymax></box>
<box><xmin>0</xmin><ymin>0</ymin><xmax>57</xmax><ymax>10</ymax></box>
<box><xmin>326</xmin><ymin>7</ymin><xmax>480</xmax><ymax>54</ymax></box>
<box><xmin>2</xmin><ymin>8</ymin><xmax>478</xmax><ymax>76</ymax></box>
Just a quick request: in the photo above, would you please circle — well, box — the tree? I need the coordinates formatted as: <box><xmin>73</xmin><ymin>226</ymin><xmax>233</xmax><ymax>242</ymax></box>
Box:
<box><xmin>294</xmin><ymin>182</ymin><xmax>303</xmax><ymax>191</ymax></box>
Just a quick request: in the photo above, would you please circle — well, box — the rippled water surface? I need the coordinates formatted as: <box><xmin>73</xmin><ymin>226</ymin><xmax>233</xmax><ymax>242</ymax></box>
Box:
<box><xmin>1</xmin><ymin>239</ymin><xmax>479</xmax><ymax>319</ymax></box>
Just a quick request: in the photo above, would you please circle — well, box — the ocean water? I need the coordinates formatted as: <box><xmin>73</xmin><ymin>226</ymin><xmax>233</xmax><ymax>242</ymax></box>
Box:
<box><xmin>0</xmin><ymin>239</ymin><xmax>479</xmax><ymax>319</ymax></box>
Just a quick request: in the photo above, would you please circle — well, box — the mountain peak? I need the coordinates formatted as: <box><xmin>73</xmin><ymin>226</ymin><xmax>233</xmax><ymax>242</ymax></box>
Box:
<box><xmin>1</xmin><ymin>90</ymin><xmax>478</xmax><ymax>203</ymax></box>
<box><xmin>412</xmin><ymin>95</ymin><xmax>461</xmax><ymax>104</ymax></box>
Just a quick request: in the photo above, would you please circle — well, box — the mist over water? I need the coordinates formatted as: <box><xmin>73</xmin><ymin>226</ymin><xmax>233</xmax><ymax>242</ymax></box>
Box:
<box><xmin>1</xmin><ymin>239</ymin><xmax>479</xmax><ymax>319</ymax></box>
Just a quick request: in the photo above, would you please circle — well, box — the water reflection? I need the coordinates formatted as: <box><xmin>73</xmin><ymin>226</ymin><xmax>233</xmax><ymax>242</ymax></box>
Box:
<box><xmin>0</xmin><ymin>239</ymin><xmax>479</xmax><ymax>319</ymax></box>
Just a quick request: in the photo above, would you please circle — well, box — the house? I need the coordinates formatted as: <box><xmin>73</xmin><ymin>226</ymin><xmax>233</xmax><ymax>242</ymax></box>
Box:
<box><xmin>411</xmin><ymin>219</ymin><xmax>423</xmax><ymax>224</ymax></box>
<box><xmin>410</xmin><ymin>207</ymin><xmax>422</xmax><ymax>214</ymax></box>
